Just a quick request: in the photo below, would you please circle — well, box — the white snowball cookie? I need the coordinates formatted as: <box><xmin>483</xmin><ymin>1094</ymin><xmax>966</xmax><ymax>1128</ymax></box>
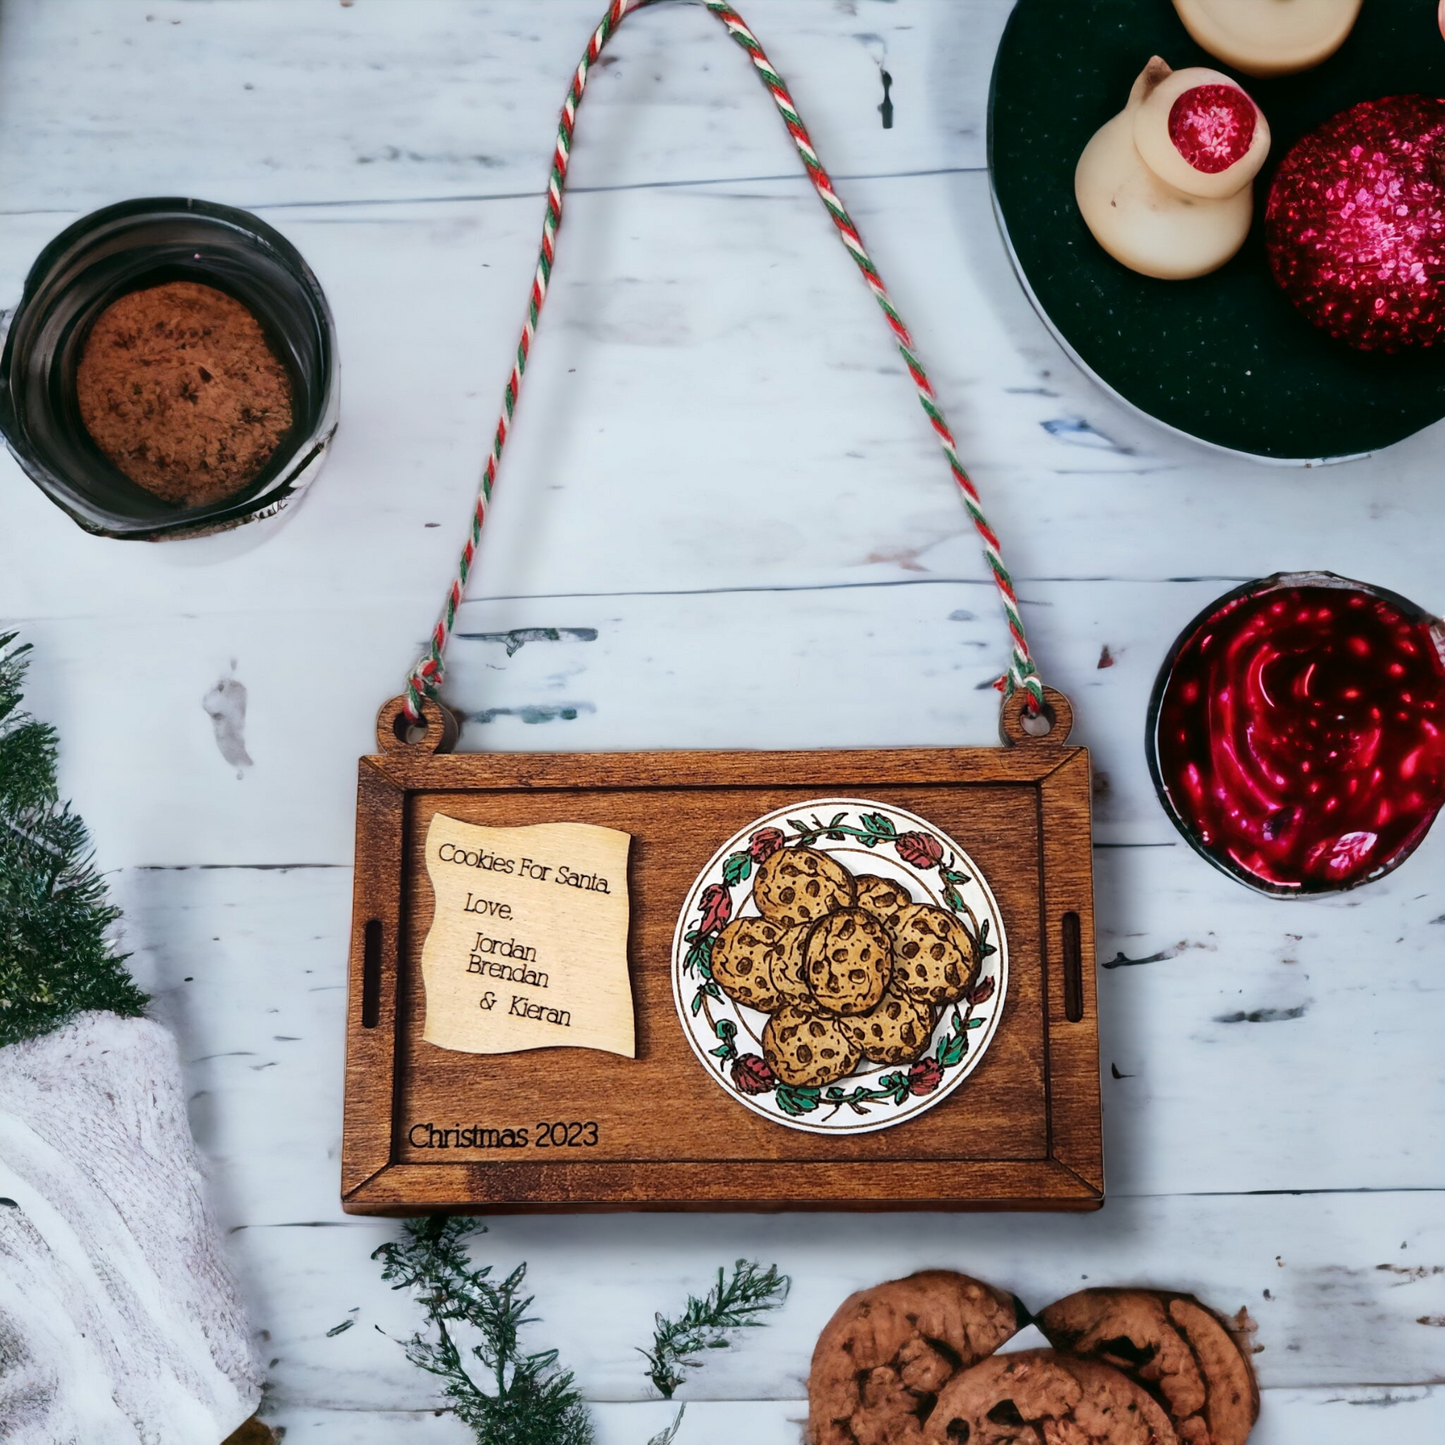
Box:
<box><xmin>1174</xmin><ymin>0</ymin><xmax>1362</xmax><ymax>78</ymax></box>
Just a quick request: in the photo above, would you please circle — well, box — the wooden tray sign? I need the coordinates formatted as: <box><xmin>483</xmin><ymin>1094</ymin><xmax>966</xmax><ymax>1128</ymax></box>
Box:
<box><xmin>342</xmin><ymin>688</ymin><xmax>1102</xmax><ymax>1213</ymax></box>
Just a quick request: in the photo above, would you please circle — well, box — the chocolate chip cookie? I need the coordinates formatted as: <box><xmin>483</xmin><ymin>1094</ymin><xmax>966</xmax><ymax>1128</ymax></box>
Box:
<box><xmin>753</xmin><ymin>845</ymin><xmax>855</xmax><ymax>928</ymax></box>
<box><xmin>840</xmin><ymin>985</ymin><xmax>935</xmax><ymax>1065</ymax></box>
<box><xmin>762</xmin><ymin>1004</ymin><xmax>861</xmax><ymax>1087</ymax></box>
<box><xmin>709</xmin><ymin>917</ymin><xmax>787</xmax><ymax>1012</ymax></box>
<box><xmin>808</xmin><ymin>1271</ymin><xmax>1024</xmax><ymax>1445</ymax></box>
<box><xmin>804</xmin><ymin>907</ymin><xmax>893</xmax><ymax>1016</ymax></box>
<box><xmin>854</xmin><ymin>873</ymin><xmax>913</xmax><ymax>932</ymax></box>
<box><xmin>891</xmin><ymin>904</ymin><xmax>979</xmax><ymax>1006</ymax></box>
<box><xmin>768</xmin><ymin>922</ymin><xmax>814</xmax><ymax>1008</ymax></box>
<box><xmin>923</xmin><ymin>1350</ymin><xmax>1180</xmax><ymax>1445</ymax></box>
<box><xmin>1038</xmin><ymin>1290</ymin><xmax>1258</xmax><ymax>1445</ymax></box>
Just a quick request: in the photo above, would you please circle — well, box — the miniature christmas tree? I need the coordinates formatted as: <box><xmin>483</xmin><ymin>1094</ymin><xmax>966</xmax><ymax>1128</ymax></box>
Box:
<box><xmin>0</xmin><ymin>631</ymin><xmax>146</xmax><ymax>1047</ymax></box>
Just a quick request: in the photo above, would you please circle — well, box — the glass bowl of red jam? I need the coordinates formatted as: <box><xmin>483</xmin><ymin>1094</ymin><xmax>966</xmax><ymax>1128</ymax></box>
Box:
<box><xmin>1147</xmin><ymin>572</ymin><xmax>1445</xmax><ymax>896</ymax></box>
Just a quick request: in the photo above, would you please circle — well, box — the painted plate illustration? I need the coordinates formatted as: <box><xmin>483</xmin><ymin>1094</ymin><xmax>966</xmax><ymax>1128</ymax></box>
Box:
<box><xmin>671</xmin><ymin>798</ymin><xmax>1008</xmax><ymax>1136</ymax></box>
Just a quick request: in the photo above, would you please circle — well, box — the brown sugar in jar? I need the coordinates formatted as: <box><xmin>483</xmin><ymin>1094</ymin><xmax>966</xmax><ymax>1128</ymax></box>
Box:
<box><xmin>76</xmin><ymin>280</ymin><xmax>294</xmax><ymax>508</ymax></box>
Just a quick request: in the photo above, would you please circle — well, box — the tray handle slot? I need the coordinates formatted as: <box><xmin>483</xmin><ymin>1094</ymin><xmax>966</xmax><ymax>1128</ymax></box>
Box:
<box><xmin>1061</xmin><ymin>910</ymin><xmax>1084</xmax><ymax>1022</ymax></box>
<box><xmin>362</xmin><ymin>919</ymin><xmax>384</xmax><ymax>1029</ymax></box>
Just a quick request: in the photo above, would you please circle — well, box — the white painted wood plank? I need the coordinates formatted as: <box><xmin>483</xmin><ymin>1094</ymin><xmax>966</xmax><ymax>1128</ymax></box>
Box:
<box><xmin>3</xmin><ymin>158</ymin><xmax>1445</xmax><ymax>625</ymax></box>
<box><xmin>109</xmin><ymin>865</ymin><xmax>1445</xmax><ymax>1417</ymax></box>
<box><xmin>18</xmin><ymin>570</ymin><xmax>1442</xmax><ymax>1198</ymax></box>
<box><xmin>2</xmin><ymin>173</ymin><xmax>1072</xmax><ymax>623</ymax></box>
<box><xmin>264</xmin><ymin>1410</ymin><xmax>470</xmax><ymax>1445</ymax></box>
<box><xmin>223</xmin><ymin>1193</ymin><xmax>1445</xmax><ymax>1408</ymax></box>
<box><xmin>21</xmin><ymin>568</ymin><xmax>1445</xmax><ymax>861</ymax></box>
<box><xmin>197</xmin><ymin>1193</ymin><xmax>1445</xmax><ymax>1404</ymax></box>
<box><xmin>269</xmin><ymin>1389</ymin><xmax>1445</xmax><ymax>1445</ymax></box>
<box><xmin>111</xmin><ymin>836</ymin><xmax>1445</xmax><ymax>1207</ymax></box>
<box><xmin>0</xmin><ymin>0</ymin><xmax>1000</xmax><ymax>214</ymax></box>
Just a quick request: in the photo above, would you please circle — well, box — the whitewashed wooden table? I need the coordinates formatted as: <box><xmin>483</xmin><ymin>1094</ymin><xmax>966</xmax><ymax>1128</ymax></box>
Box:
<box><xmin>2</xmin><ymin>2</ymin><xmax>1442</xmax><ymax>1440</ymax></box>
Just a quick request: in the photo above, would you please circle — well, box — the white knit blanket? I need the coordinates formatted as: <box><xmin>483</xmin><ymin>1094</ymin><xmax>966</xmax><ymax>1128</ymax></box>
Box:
<box><xmin>0</xmin><ymin>1011</ymin><xmax>261</xmax><ymax>1443</ymax></box>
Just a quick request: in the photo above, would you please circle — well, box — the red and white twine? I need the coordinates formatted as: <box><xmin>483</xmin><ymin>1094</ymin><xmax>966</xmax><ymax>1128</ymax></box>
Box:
<box><xmin>405</xmin><ymin>0</ymin><xmax>1042</xmax><ymax>720</ymax></box>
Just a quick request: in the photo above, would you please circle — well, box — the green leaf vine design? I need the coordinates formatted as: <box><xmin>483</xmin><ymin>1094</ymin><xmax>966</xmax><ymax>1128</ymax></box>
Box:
<box><xmin>773</xmin><ymin>1082</ymin><xmax>821</xmax><ymax>1116</ymax></box>
<box><xmin>681</xmin><ymin>929</ymin><xmax>723</xmax><ymax>1017</ymax></box>
<box><xmin>821</xmin><ymin>1071</ymin><xmax>912</xmax><ymax>1112</ymax></box>
<box><xmin>932</xmin><ymin>975</ymin><xmax>996</xmax><ymax>1070</ymax></box>
<box><xmin>709</xmin><ymin>1018</ymin><xmax>738</xmax><ymax>1063</ymax></box>
<box><xmin>721</xmin><ymin>851</ymin><xmax>752</xmax><ymax>887</ymax></box>
<box><xmin>783</xmin><ymin>810</ymin><xmax>897</xmax><ymax>849</ymax></box>
<box><xmin>976</xmin><ymin>917</ymin><xmax>999</xmax><ymax>961</ymax></box>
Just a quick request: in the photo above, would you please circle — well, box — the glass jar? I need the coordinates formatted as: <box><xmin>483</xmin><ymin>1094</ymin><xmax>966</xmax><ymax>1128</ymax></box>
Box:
<box><xmin>0</xmin><ymin>197</ymin><xmax>338</xmax><ymax>541</ymax></box>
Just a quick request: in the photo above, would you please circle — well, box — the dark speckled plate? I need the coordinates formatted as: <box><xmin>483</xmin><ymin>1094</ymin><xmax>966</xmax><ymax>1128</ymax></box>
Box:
<box><xmin>988</xmin><ymin>0</ymin><xmax>1445</xmax><ymax>463</ymax></box>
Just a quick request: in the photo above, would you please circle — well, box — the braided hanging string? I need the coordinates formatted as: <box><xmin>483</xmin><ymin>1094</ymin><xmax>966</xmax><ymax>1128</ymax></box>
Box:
<box><xmin>404</xmin><ymin>0</ymin><xmax>1042</xmax><ymax>720</ymax></box>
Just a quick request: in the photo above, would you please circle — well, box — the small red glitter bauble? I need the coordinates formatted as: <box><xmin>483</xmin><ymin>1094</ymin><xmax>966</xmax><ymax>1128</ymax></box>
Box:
<box><xmin>1266</xmin><ymin>96</ymin><xmax>1445</xmax><ymax>352</ymax></box>
<box><xmin>1150</xmin><ymin>573</ymin><xmax>1445</xmax><ymax>894</ymax></box>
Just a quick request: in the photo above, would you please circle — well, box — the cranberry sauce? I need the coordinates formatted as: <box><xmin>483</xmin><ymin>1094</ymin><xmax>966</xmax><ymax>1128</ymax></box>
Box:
<box><xmin>1150</xmin><ymin>575</ymin><xmax>1445</xmax><ymax>893</ymax></box>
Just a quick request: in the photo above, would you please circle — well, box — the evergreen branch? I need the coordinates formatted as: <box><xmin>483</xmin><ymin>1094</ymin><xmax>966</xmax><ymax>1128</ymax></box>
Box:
<box><xmin>0</xmin><ymin>632</ymin><xmax>145</xmax><ymax>1047</ymax></box>
<box><xmin>374</xmin><ymin>1216</ymin><xmax>593</xmax><ymax>1445</ymax></box>
<box><xmin>642</xmin><ymin>1260</ymin><xmax>791</xmax><ymax>1399</ymax></box>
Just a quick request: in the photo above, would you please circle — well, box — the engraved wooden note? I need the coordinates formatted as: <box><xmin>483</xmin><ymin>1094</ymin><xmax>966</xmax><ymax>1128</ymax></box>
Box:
<box><xmin>420</xmin><ymin>814</ymin><xmax>635</xmax><ymax>1057</ymax></box>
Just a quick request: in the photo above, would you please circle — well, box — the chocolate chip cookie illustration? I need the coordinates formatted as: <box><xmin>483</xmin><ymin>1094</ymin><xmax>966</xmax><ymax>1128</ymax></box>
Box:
<box><xmin>674</xmin><ymin>800</ymin><xmax>1008</xmax><ymax>1133</ymax></box>
<box><xmin>762</xmin><ymin>1004</ymin><xmax>861</xmax><ymax>1087</ymax></box>
<box><xmin>754</xmin><ymin>844</ymin><xmax>855</xmax><ymax>927</ymax></box>
<box><xmin>891</xmin><ymin>903</ymin><xmax>979</xmax><ymax>1005</ymax></box>
<box><xmin>923</xmin><ymin>1350</ymin><xmax>1180</xmax><ymax>1445</ymax></box>
<box><xmin>854</xmin><ymin>873</ymin><xmax>912</xmax><ymax>931</ymax></box>
<box><xmin>841</xmin><ymin>985</ymin><xmax>935</xmax><ymax>1065</ymax></box>
<box><xmin>709</xmin><ymin>917</ymin><xmax>787</xmax><ymax>1012</ymax></box>
<box><xmin>768</xmin><ymin>922</ymin><xmax>814</xmax><ymax>1007</ymax></box>
<box><xmin>803</xmin><ymin>907</ymin><xmax>893</xmax><ymax>1015</ymax></box>
<box><xmin>808</xmin><ymin>1270</ymin><xmax>1024</xmax><ymax>1445</ymax></box>
<box><xmin>1038</xmin><ymin>1289</ymin><xmax>1258</xmax><ymax>1445</ymax></box>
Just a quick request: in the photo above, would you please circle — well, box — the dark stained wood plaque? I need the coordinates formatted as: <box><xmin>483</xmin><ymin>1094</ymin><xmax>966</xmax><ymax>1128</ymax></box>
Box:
<box><xmin>342</xmin><ymin>689</ymin><xmax>1101</xmax><ymax>1213</ymax></box>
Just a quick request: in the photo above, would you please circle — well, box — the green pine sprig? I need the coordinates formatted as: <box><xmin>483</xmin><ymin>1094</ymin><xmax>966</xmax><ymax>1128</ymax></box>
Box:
<box><xmin>372</xmin><ymin>1217</ymin><xmax>594</xmax><ymax>1445</ymax></box>
<box><xmin>641</xmin><ymin>1259</ymin><xmax>791</xmax><ymax>1400</ymax></box>
<box><xmin>645</xmin><ymin>1403</ymin><xmax>688</xmax><ymax>1445</ymax></box>
<box><xmin>0</xmin><ymin>632</ymin><xmax>146</xmax><ymax>1048</ymax></box>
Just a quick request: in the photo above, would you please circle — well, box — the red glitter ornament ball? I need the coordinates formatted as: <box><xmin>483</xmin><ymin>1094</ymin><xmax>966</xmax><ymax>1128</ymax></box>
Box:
<box><xmin>1150</xmin><ymin>573</ymin><xmax>1445</xmax><ymax>895</ymax></box>
<box><xmin>1266</xmin><ymin>96</ymin><xmax>1445</xmax><ymax>351</ymax></box>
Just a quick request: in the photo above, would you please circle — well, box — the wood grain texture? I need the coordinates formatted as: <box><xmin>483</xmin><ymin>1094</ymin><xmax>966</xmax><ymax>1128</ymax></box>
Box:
<box><xmin>343</xmin><ymin>739</ymin><xmax>1099</xmax><ymax>1211</ymax></box>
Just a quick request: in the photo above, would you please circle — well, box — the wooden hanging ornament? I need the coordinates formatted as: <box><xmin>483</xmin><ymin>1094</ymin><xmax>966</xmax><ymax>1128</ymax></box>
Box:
<box><xmin>343</xmin><ymin>0</ymin><xmax>1101</xmax><ymax>1214</ymax></box>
